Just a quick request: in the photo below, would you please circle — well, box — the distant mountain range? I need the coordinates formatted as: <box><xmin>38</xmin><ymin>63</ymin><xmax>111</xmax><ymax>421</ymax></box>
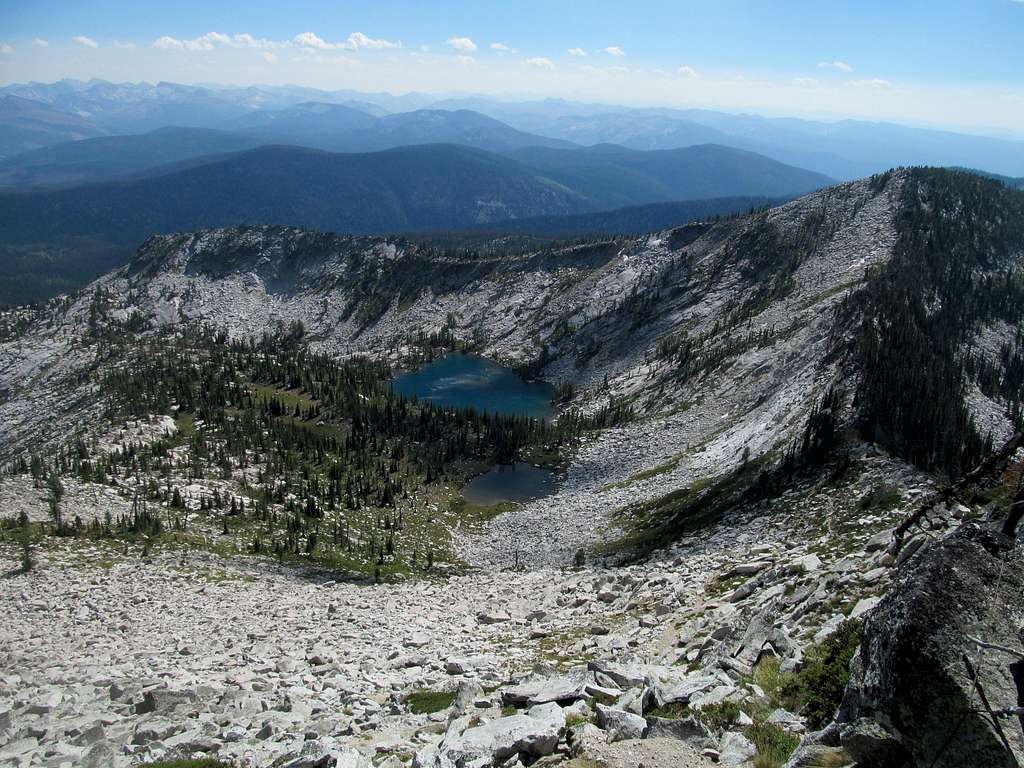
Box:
<box><xmin>229</xmin><ymin>105</ymin><xmax>576</xmax><ymax>154</ymax></box>
<box><xmin>0</xmin><ymin>107</ymin><xmax>576</xmax><ymax>189</ymax></box>
<box><xmin>0</xmin><ymin>95</ymin><xmax>106</xmax><ymax>158</ymax></box>
<box><xmin>432</xmin><ymin>97</ymin><xmax>1024</xmax><ymax>180</ymax></box>
<box><xmin>0</xmin><ymin>142</ymin><xmax>829</xmax><ymax>246</ymax></box>
<box><xmin>2</xmin><ymin>80</ymin><xmax>1024</xmax><ymax>182</ymax></box>
<box><xmin>0</xmin><ymin>127</ymin><xmax>264</xmax><ymax>188</ymax></box>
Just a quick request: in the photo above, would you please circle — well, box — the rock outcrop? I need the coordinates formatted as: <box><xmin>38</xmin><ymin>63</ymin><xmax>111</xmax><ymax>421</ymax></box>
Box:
<box><xmin>835</xmin><ymin>523</ymin><xmax>1024</xmax><ymax>767</ymax></box>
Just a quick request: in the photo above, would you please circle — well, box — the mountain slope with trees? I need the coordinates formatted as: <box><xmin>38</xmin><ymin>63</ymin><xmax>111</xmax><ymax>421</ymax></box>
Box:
<box><xmin>2</xmin><ymin>168</ymin><xmax>1023</xmax><ymax>768</ymax></box>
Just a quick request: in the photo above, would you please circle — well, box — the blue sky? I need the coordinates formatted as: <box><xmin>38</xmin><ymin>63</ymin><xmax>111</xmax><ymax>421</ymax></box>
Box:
<box><xmin>2</xmin><ymin>0</ymin><xmax>1023</xmax><ymax>134</ymax></box>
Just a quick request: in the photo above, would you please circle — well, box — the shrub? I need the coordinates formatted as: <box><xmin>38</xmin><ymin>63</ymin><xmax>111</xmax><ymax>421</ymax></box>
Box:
<box><xmin>19</xmin><ymin>531</ymin><xmax>34</xmax><ymax>573</ymax></box>
<box><xmin>782</xmin><ymin>619</ymin><xmax>862</xmax><ymax>729</ymax></box>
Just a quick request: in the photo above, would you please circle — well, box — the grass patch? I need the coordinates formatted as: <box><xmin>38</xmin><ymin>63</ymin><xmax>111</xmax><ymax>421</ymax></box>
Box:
<box><xmin>601</xmin><ymin>454</ymin><xmax>684</xmax><ymax>492</ymax></box>
<box><xmin>645</xmin><ymin>701</ymin><xmax>689</xmax><ymax>720</ymax></box>
<box><xmin>751</xmin><ymin>657</ymin><xmax>797</xmax><ymax>709</ymax></box>
<box><xmin>747</xmin><ymin>722</ymin><xmax>801</xmax><ymax>768</ymax></box>
<box><xmin>247</xmin><ymin>383</ymin><xmax>318</xmax><ymax>412</ymax></box>
<box><xmin>566</xmin><ymin>712</ymin><xmax>594</xmax><ymax>727</ymax></box>
<box><xmin>406</xmin><ymin>689</ymin><xmax>456</xmax><ymax>714</ymax></box>
<box><xmin>696</xmin><ymin>700</ymin><xmax>741</xmax><ymax>731</ymax></box>
<box><xmin>600</xmin><ymin>465</ymin><xmax>759</xmax><ymax>560</ymax></box>
<box><xmin>449</xmin><ymin>498</ymin><xmax>519</xmax><ymax>532</ymax></box>
<box><xmin>172</xmin><ymin>412</ymin><xmax>196</xmax><ymax>446</ymax></box>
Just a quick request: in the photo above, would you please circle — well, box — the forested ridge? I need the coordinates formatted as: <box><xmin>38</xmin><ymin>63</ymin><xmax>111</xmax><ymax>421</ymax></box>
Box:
<box><xmin>844</xmin><ymin>168</ymin><xmax>1024</xmax><ymax>475</ymax></box>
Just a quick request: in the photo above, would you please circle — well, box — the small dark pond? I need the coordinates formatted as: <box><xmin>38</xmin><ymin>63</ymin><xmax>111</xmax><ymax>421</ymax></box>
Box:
<box><xmin>461</xmin><ymin>462</ymin><xmax>557</xmax><ymax>506</ymax></box>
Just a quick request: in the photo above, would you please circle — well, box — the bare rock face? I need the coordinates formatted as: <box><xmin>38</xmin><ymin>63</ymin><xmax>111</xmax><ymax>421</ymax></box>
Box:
<box><xmin>837</xmin><ymin>523</ymin><xmax>1024</xmax><ymax>767</ymax></box>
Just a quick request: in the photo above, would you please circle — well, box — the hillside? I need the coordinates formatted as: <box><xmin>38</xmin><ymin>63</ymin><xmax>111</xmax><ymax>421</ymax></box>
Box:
<box><xmin>0</xmin><ymin>109</ymin><xmax>578</xmax><ymax>192</ymax></box>
<box><xmin>0</xmin><ymin>126</ymin><xmax>264</xmax><ymax>188</ymax></box>
<box><xmin>232</xmin><ymin>105</ymin><xmax>577</xmax><ymax>154</ymax></box>
<box><xmin>0</xmin><ymin>144</ymin><xmax>591</xmax><ymax>246</ymax></box>
<box><xmin>0</xmin><ymin>143</ymin><xmax>828</xmax><ymax>245</ymax></box>
<box><xmin>1</xmin><ymin>168</ymin><xmax>1022</xmax><ymax>768</ymax></box>
<box><xmin>0</xmin><ymin>94</ymin><xmax>105</xmax><ymax>158</ymax></box>
<box><xmin>508</xmin><ymin>143</ymin><xmax>832</xmax><ymax>208</ymax></box>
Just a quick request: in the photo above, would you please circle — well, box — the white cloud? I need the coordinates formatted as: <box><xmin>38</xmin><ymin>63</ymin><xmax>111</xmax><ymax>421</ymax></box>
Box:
<box><xmin>32</xmin><ymin>38</ymin><xmax>49</xmax><ymax>48</ymax></box>
<box><xmin>567</xmin><ymin>47</ymin><xmax>587</xmax><ymax>57</ymax></box>
<box><xmin>490</xmin><ymin>42</ymin><xmax>518</xmax><ymax>53</ymax></box>
<box><xmin>153</xmin><ymin>36</ymin><xmax>184</xmax><ymax>49</ymax></box>
<box><xmin>293</xmin><ymin>32</ymin><xmax>337</xmax><ymax>50</ymax></box>
<box><xmin>792</xmin><ymin>76</ymin><xmax>819</xmax><ymax>87</ymax></box>
<box><xmin>231</xmin><ymin>33</ymin><xmax>263</xmax><ymax>48</ymax></box>
<box><xmin>851</xmin><ymin>78</ymin><xmax>892</xmax><ymax>88</ymax></box>
<box><xmin>602</xmin><ymin>46</ymin><xmax>625</xmax><ymax>56</ymax></box>
<box><xmin>455</xmin><ymin>54</ymin><xmax>475</xmax><ymax>64</ymax></box>
<box><xmin>154</xmin><ymin>32</ymin><xmax>231</xmax><ymax>50</ymax></box>
<box><xmin>817</xmin><ymin>60</ymin><xmax>853</xmax><ymax>72</ymax></box>
<box><xmin>73</xmin><ymin>36</ymin><xmax>98</xmax><ymax>49</ymax></box>
<box><xmin>678</xmin><ymin>65</ymin><xmax>699</xmax><ymax>78</ymax></box>
<box><xmin>113</xmin><ymin>41</ymin><xmax>137</xmax><ymax>49</ymax></box>
<box><xmin>525</xmin><ymin>57</ymin><xmax>555</xmax><ymax>70</ymax></box>
<box><xmin>263</xmin><ymin>52</ymin><xmax>277</xmax><ymax>63</ymax></box>
<box><xmin>0</xmin><ymin>43</ymin><xmax>12</xmax><ymax>54</ymax></box>
<box><xmin>447</xmin><ymin>36</ymin><xmax>477</xmax><ymax>52</ymax></box>
<box><xmin>154</xmin><ymin>31</ymin><xmax>386</xmax><ymax>53</ymax></box>
<box><xmin>344</xmin><ymin>32</ymin><xmax>400</xmax><ymax>50</ymax></box>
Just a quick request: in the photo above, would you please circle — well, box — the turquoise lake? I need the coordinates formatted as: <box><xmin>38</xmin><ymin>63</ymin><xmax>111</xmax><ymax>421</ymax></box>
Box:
<box><xmin>390</xmin><ymin>353</ymin><xmax>553</xmax><ymax>419</ymax></box>
<box><xmin>461</xmin><ymin>462</ymin><xmax>557</xmax><ymax>506</ymax></box>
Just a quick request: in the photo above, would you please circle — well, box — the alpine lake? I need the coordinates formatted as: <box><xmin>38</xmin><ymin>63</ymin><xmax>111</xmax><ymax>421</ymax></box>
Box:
<box><xmin>391</xmin><ymin>353</ymin><xmax>558</xmax><ymax>505</ymax></box>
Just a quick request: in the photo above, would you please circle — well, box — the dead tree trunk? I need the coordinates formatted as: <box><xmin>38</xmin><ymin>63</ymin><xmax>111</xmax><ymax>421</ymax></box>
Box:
<box><xmin>1012</xmin><ymin>659</ymin><xmax>1024</xmax><ymax>745</ymax></box>
<box><xmin>1001</xmin><ymin>477</ymin><xmax>1024</xmax><ymax>539</ymax></box>
<box><xmin>892</xmin><ymin>432</ymin><xmax>1023</xmax><ymax>554</ymax></box>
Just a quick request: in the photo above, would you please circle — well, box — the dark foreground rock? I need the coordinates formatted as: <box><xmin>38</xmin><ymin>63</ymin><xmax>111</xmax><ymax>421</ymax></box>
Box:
<box><xmin>836</xmin><ymin>523</ymin><xmax>1024</xmax><ymax>767</ymax></box>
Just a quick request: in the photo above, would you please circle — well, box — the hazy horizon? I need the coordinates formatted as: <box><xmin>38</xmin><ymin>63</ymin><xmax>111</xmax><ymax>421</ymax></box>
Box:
<box><xmin>2</xmin><ymin>0</ymin><xmax>1024</xmax><ymax>139</ymax></box>
<box><xmin>7</xmin><ymin>75</ymin><xmax>1024</xmax><ymax>144</ymax></box>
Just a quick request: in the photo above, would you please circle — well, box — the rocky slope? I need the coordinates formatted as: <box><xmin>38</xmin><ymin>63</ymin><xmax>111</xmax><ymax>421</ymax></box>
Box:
<box><xmin>0</xmin><ymin>168</ymin><xmax>1023</xmax><ymax>767</ymax></box>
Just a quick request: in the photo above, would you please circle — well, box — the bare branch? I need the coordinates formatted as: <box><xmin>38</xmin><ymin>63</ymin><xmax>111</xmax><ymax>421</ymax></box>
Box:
<box><xmin>966</xmin><ymin>634</ymin><xmax>1024</xmax><ymax>660</ymax></box>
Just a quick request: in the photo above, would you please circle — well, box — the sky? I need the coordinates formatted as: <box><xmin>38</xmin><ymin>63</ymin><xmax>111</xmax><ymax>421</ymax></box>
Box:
<box><xmin>2</xmin><ymin>0</ymin><xmax>1024</xmax><ymax>136</ymax></box>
